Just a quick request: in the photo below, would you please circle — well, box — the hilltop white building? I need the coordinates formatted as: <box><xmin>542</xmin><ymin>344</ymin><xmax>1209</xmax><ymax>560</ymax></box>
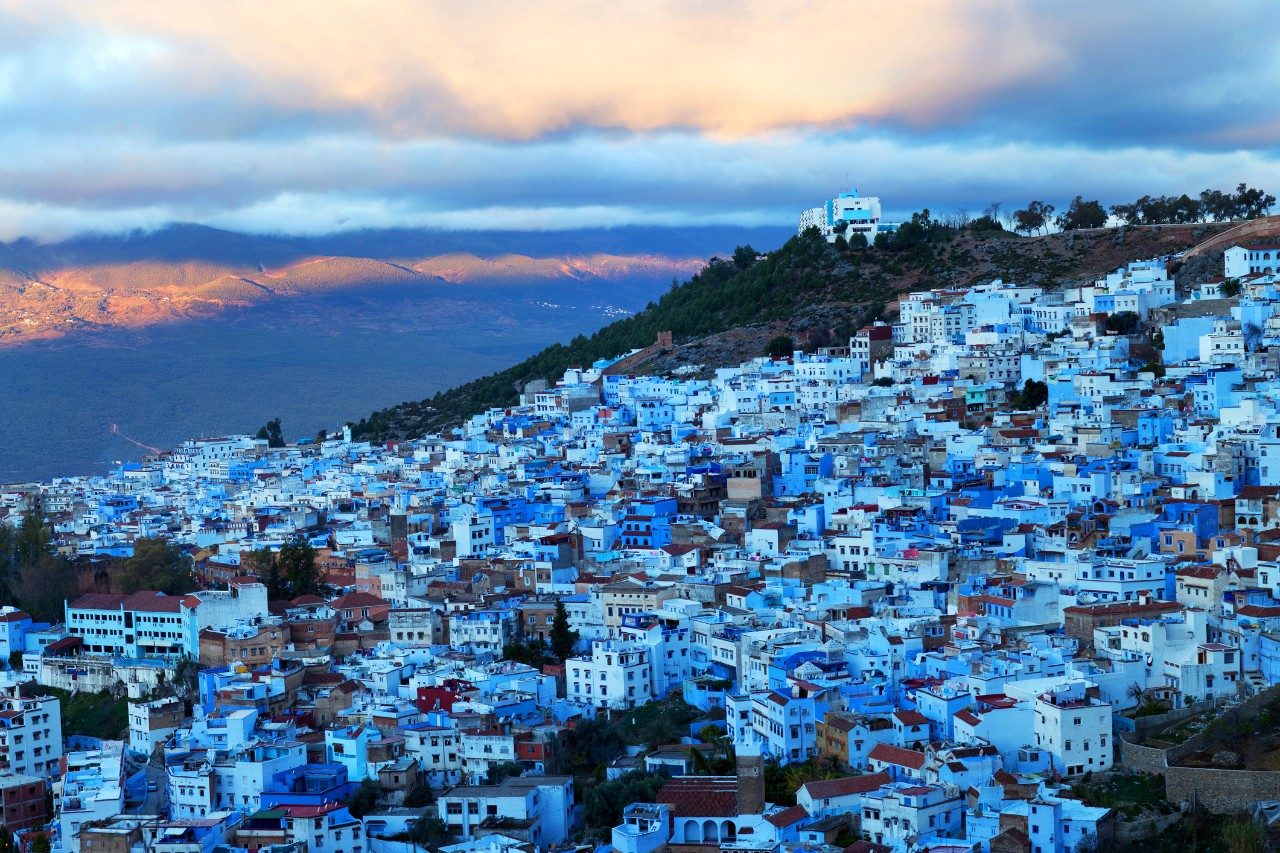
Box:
<box><xmin>799</xmin><ymin>189</ymin><xmax>885</xmax><ymax>243</ymax></box>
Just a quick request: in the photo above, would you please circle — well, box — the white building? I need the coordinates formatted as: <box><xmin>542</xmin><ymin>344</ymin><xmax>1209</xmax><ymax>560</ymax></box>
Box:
<box><xmin>127</xmin><ymin>696</ymin><xmax>184</xmax><ymax>757</ymax></box>
<box><xmin>58</xmin><ymin>742</ymin><xmax>126</xmax><ymax>853</ymax></box>
<box><xmin>449</xmin><ymin>610</ymin><xmax>517</xmax><ymax>659</ymax></box>
<box><xmin>437</xmin><ymin>777</ymin><xmax>575</xmax><ymax>847</ymax></box>
<box><xmin>0</xmin><ymin>689</ymin><xmax>63</xmax><ymax>778</ymax></box>
<box><xmin>65</xmin><ymin>591</ymin><xmax>200</xmax><ymax>659</ymax></box>
<box><xmin>1028</xmin><ymin>682</ymin><xmax>1113</xmax><ymax>777</ymax></box>
<box><xmin>404</xmin><ymin>724</ymin><xmax>463</xmax><ymax>788</ymax></box>
<box><xmin>798</xmin><ymin>189</ymin><xmax>885</xmax><ymax>243</ymax></box>
<box><xmin>728</xmin><ymin>688</ymin><xmax>819</xmax><ymax>764</ymax></box>
<box><xmin>1226</xmin><ymin>243</ymin><xmax>1280</xmax><ymax>278</ymax></box>
<box><xmin>860</xmin><ymin>782</ymin><xmax>965</xmax><ymax>848</ymax></box>
<box><xmin>565</xmin><ymin>640</ymin><xmax>655</xmax><ymax>710</ymax></box>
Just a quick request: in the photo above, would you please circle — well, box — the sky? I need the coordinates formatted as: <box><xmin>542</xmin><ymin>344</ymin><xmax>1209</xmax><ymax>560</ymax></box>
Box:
<box><xmin>2</xmin><ymin>0</ymin><xmax>1279</xmax><ymax>241</ymax></box>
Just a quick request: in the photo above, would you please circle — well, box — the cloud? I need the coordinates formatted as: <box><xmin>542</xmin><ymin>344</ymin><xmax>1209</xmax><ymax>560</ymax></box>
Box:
<box><xmin>1</xmin><ymin>1</ymin><xmax>1279</xmax><ymax>238</ymax></box>
<box><xmin>3</xmin><ymin>129</ymin><xmax>1280</xmax><ymax>242</ymax></box>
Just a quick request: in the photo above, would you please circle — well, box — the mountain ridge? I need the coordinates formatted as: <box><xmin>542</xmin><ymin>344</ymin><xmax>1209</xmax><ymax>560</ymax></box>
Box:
<box><xmin>0</xmin><ymin>242</ymin><xmax>721</xmax><ymax>344</ymax></box>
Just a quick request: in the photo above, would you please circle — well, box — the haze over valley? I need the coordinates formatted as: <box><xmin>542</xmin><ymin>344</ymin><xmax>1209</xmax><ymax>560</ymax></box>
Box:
<box><xmin>0</xmin><ymin>223</ymin><xmax>789</xmax><ymax>480</ymax></box>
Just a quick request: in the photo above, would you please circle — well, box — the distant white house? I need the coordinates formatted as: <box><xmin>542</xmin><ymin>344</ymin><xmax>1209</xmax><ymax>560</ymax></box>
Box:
<box><xmin>799</xmin><ymin>188</ymin><xmax>886</xmax><ymax>243</ymax></box>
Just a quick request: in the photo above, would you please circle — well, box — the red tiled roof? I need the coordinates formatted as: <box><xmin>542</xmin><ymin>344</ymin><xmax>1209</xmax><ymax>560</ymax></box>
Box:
<box><xmin>1237</xmin><ymin>604</ymin><xmax>1280</xmax><ymax>618</ymax></box>
<box><xmin>868</xmin><ymin>744</ymin><xmax>926</xmax><ymax>769</ymax></box>
<box><xmin>655</xmin><ymin>776</ymin><xmax>739</xmax><ymax>817</ymax></box>
<box><xmin>279</xmin><ymin>802</ymin><xmax>342</xmax><ymax>818</ymax></box>
<box><xmin>1238</xmin><ymin>486</ymin><xmax>1280</xmax><ymax>499</ymax></box>
<box><xmin>801</xmin><ymin>773</ymin><xmax>891</xmax><ymax>800</ymax></box>
<box><xmin>68</xmin><ymin>593</ymin><xmax>126</xmax><ymax>610</ymax></box>
<box><xmin>332</xmin><ymin>592</ymin><xmax>389</xmax><ymax>609</ymax></box>
<box><xmin>765</xmin><ymin>804</ymin><xmax>808</xmax><ymax>828</ymax></box>
<box><xmin>1176</xmin><ymin>566</ymin><xmax>1221</xmax><ymax>580</ymax></box>
<box><xmin>893</xmin><ymin>710</ymin><xmax>929</xmax><ymax>726</ymax></box>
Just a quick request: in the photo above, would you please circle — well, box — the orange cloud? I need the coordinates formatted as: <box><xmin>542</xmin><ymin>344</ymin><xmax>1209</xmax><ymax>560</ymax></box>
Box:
<box><xmin>31</xmin><ymin>0</ymin><xmax>1060</xmax><ymax>138</ymax></box>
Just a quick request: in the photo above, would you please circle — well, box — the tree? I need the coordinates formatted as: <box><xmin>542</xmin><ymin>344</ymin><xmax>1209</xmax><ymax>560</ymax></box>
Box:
<box><xmin>846</xmin><ymin>231</ymin><xmax>868</xmax><ymax>250</ymax></box>
<box><xmin>0</xmin><ymin>499</ymin><xmax>81</xmax><ymax>622</ymax></box>
<box><xmin>503</xmin><ymin>637</ymin><xmax>549</xmax><ymax>667</ymax></box>
<box><xmin>405</xmin><ymin>815</ymin><xmax>452</xmax><ymax>850</ymax></box>
<box><xmin>1233</xmin><ymin>182</ymin><xmax>1276</xmax><ymax>220</ymax></box>
<box><xmin>315</xmin><ymin>429</ymin><xmax>328</xmax><ymax>444</ymax></box>
<box><xmin>276</xmin><ymin>539</ymin><xmax>320</xmax><ymax>599</ymax></box>
<box><xmin>548</xmin><ymin>716</ymin><xmax>626</xmax><ymax>776</ymax></box>
<box><xmin>1012</xmin><ymin>379</ymin><xmax>1048</xmax><ymax>409</ymax></box>
<box><xmin>732</xmin><ymin>245</ymin><xmax>759</xmax><ymax>271</ymax></box>
<box><xmin>1244</xmin><ymin>322</ymin><xmax>1263</xmax><ymax>352</ymax></box>
<box><xmin>485</xmin><ymin>761</ymin><xmax>524</xmax><ymax>785</ymax></box>
<box><xmin>346</xmin><ymin>778</ymin><xmax>382</xmax><ymax>818</ymax></box>
<box><xmin>1222</xmin><ymin>278</ymin><xmax>1242</xmax><ymax>298</ymax></box>
<box><xmin>30</xmin><ymin>834</ymin><xmax>50</xmax><ymax>853</ymax></box>
<box><xmin>245</xmin><ymin>547</ymin><xmax>285</xmax><ymax>599</ymax></box>
<box><xmin>550</xmin><ymin>599</ymin><xmax>579</xmax><ymax>663</ymax></box>
<box><xmin>403</xmin><ymin>778</ymin><xmax>436</xmax><ymax>808</ymax></box>
<box><xmin>1199</xmin><ymin>188</ymin><xmax>1234</xmax><ymax>221</ymax></box>
<box><xmin>764</xmin><ymin>756</ymin><xmax>847</xmax><ymax>806</ymax></box>
<box><xmin>943</xmin><ymin>208</ymin><xmax>971</xmax><ymax>229</ymax></box>
<box><xmin>256</xmin><ymin>417</ymin><xmax>285</xmax><ymax>448</ymax></box>
<box><xmin>1013</xmin><ymin>201</ymin><xmax>1055</xmax><ymax>234</ymax></box>
<box><xmin>581</xmin><ymin>771</ymin><xmax>665</xmax><ymax>832</ymax></box>
<box><xmin>967</xmin><ymin>214</ymin><xmax>1005</xmax><ymax>232</ymax></box>
<box><xmin>1056</xmin><ymin>196</ymin><xmax>1108</xmax><ymax>230</ymax></box>
<box><xmin>13</xmin><ymin>553</ymin><xmax>80</xmax><ymax>624</ymax></box>
<box><xmin>1103</xmin><ymin>311</ymin><xmax>1140</xmax><ymax>335</ymax></box>
<box><xmin>765</xmin><ymin>336</ymin><xmax>795</xmax><ymax>359</ymax></box>
<box><xmin>115</xmin><ymin>537</ymin><xmax>197</xmax><ymax>595</ymax></box>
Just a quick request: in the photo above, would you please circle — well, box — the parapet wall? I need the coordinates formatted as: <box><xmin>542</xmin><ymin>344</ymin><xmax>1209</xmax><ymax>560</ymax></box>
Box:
<box><xmin>601</xmin><ymin>332</ymin><xmax>674</xmax><ymax>377</ymax></box>
<box><xmin>1184</xmin><ymin>214</ymin><xmax>1280</xmax><ymax>258</ymax></box>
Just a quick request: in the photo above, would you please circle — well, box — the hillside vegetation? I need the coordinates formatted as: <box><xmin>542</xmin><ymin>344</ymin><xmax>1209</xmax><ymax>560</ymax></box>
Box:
<box><xmin>350</xmin><ymin>219</ymin><xmax>1228</xmax><ymax>442</ymax></box>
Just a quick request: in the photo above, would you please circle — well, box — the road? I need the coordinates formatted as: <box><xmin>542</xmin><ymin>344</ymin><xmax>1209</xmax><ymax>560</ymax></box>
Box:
<box><xmin>128</xmin><ymin>752</ymin><xmax>168</xmax><ymax>816</ymax></box>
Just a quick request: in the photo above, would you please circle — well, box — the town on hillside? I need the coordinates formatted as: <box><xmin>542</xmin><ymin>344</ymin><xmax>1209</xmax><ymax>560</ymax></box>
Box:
<box><xmin>10</xmin><ymin>233</ymin><xmax>1280</xmax><ymax>853</ymax></box>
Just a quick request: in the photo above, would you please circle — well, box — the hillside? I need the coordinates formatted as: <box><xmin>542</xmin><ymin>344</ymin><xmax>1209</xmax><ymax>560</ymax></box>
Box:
<box><xmin>349</xmin><ymin>221</ymin><xmax>1231</xmax><ymax>441</ymax></box>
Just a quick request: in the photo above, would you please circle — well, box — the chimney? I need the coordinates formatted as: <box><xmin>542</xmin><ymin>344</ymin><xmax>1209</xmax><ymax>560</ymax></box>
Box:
<box><xmin>735</xmin><ymin>744</ymin><xmax>765</xmax><ymax>815</ymax></box>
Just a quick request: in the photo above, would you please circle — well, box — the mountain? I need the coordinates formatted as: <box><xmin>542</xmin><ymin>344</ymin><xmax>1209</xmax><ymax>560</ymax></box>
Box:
<box><xmin>349</xmin><ymin>220</ymin><xmax>1232</xmax><ymax>441</ymax></box>
<box><xmin>0</xmin><ymin>223</ymin><xmax>793</xmax><ymax>344</ymax></box>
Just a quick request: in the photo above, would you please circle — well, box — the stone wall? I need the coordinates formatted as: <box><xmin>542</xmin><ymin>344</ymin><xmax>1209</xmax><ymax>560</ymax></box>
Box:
<box><xmin>600</xmin><ymin>332</ymin><xmax>674</xmax><ymax>377</ymax></box>
<box><xmin>1184</xmin><ymin>214</ymin><xmax>1280</xmax><ymax>258</ymax></box>
<box><xmin>1117</xmin><ymin>737</ymin><xmax>1169</xmax><ymax>775</ymax></box>
<box><xmin>1129</xmin><ymin>696</ymin><xmax>1223</xmax><ymax>738</ymax></box>
<box><xmin>1114</xmin><ymin>809</ymin><xmax>1184</xmax><ymax>844</ymax></box>
<box><xmin>1117</xmin><ymin>684</ymin><xmax>1280</xmax><ymax>812</ymax></box>
<box><xmin>1163</xmin><ymin>766</ymin><xmax>1280</xmax><ymax>813</ymax></box>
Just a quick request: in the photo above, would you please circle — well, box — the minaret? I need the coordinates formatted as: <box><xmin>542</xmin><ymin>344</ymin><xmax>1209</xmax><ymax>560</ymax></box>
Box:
<box><xmin>736</xmin><ymin>742</ymin><xmax>765</xmax><ymax>815</ymax></box>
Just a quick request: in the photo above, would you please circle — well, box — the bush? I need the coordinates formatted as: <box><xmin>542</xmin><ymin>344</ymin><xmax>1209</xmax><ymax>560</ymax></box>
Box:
<box><xmin>1103</xmin><ymin>311</ymin><xmax>1141</xmax><ymax>335</ymax></box>
<box><xmin>766</xmin><ymin>336</ymin><xmax>795</xmax><ymax>359</ymax></box>
<box><xmin>582</xmin><ymin>772</ymin><xmax>666</xmax><ymax>832</ymax></box>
